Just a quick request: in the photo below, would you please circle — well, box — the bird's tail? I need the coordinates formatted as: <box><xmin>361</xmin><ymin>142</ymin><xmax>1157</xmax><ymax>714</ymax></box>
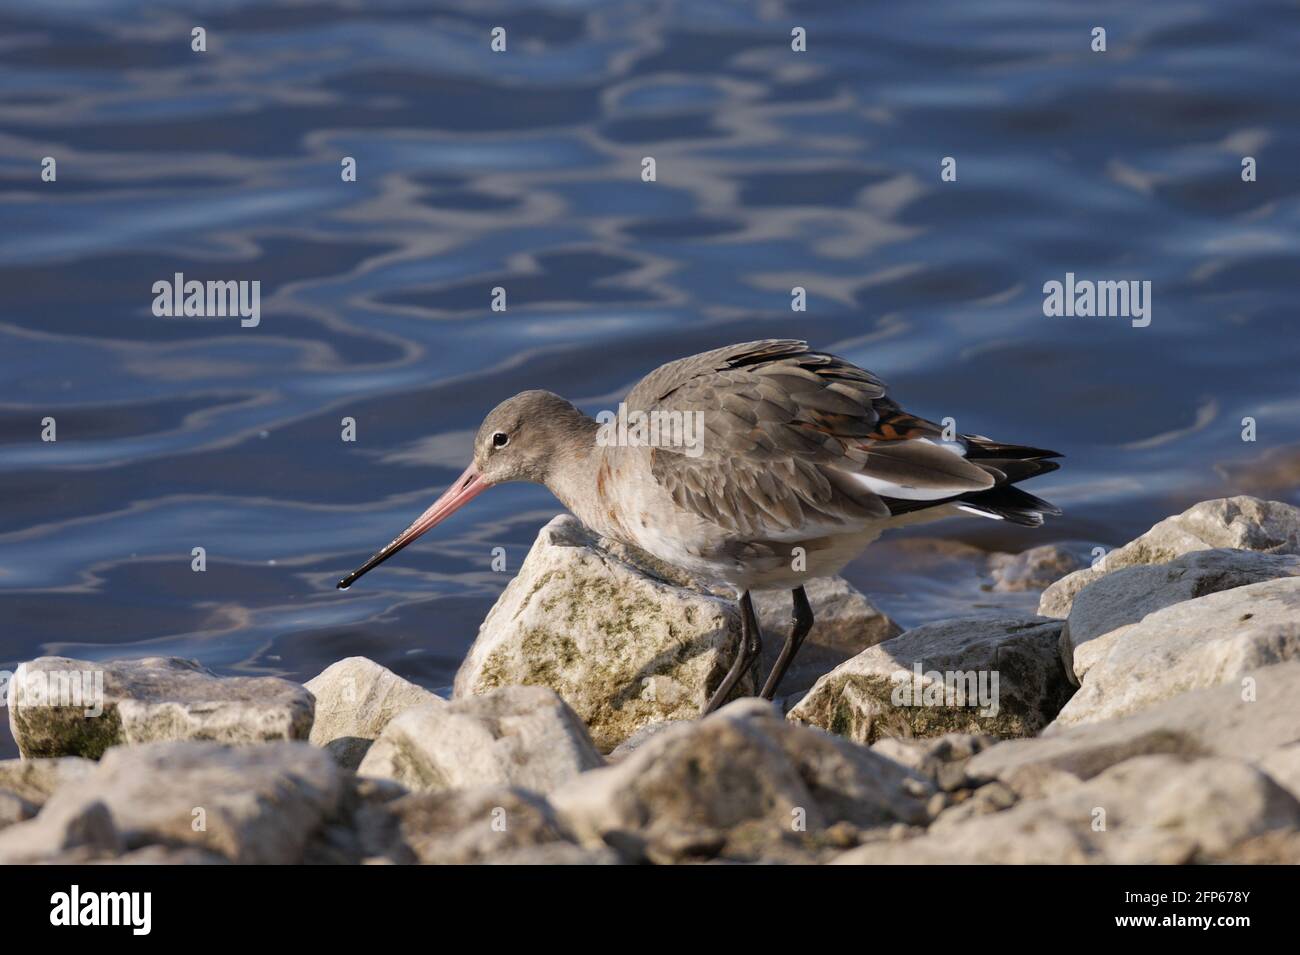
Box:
<box><xmin>953</xmin><ymin>436</ymin><xmax>1062</xmax><ymax>526</ymax></box>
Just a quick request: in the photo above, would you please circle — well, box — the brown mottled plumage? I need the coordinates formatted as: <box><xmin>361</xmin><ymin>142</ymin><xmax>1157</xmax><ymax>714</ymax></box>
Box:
<box><xmin>339</xmin><ymin>340</ymin><xmax>1061</xmax><ymax>711</ymax></box>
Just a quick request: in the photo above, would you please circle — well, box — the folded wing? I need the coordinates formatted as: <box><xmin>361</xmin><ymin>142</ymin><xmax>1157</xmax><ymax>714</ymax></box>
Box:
<box><xmin>627</xmin><ymin>340</ymin><xmax>1056</xmax><ymax>537</ymax></box>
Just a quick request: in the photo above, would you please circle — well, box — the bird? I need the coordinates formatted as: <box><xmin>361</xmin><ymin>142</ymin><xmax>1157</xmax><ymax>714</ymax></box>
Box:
<box><xmin>338</xmin><ymin>340</ymin><xmax>1061</xmax><ymax>714</ymax></box>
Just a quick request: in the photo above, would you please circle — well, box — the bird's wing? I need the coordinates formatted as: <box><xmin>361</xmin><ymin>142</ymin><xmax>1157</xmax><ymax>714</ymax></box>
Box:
<box><xmin>625</xmin><ymin>340</ymin><xmax>1001</xmax><ymax>537</ymax></box>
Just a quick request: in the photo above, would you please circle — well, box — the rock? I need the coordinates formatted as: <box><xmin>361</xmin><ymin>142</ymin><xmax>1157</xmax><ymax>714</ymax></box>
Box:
<box><xmin>1053</xmin><ymin>577</ymin><xmax>1300</xmax><ymax>726</ymax></box>
<box><xmin>0</xmin><ymin>757</ymin><xmax>95</xmax><ymax>807</ymax></box>
<box><xmin>835</xmin><ymin>754</ymin><xmax>1300</xmax><ymax>864</ymax></box>
<box><xmin>752</xmin><ymin>577</ymin><xmax>902</xmax><ymax>698</ymax></box>
<box><xmin>305</xmin><ymin>657</ymin><xmax>441</xmax><ymax>769</ymax></box>
<box><xmin>1260</xmin><ymin>744</ymin><xmax>1300</xmax><ymax>803</ymax></box>
<box><xmin>550</xmin><ymin>698</ymin><xmax>931</xmax><ymax>864</ymax></box>
<box><xmin>358</xmin><ymin>685</ymin><xmax>602</xmax><ymax>795</ymax></box>
<box><xmin>0</xmin><ymin>791</ymin><xmax>38</xmax><ymax>830</ymax></box>
<box><xmin>355</xmin><ymin>776</ymin><xmax>408</xmax><ymax>804</ymax></box>
<box><xmin>870</xmin><ymin>733</ymin><xmax>998</xmax><ymax>792</ymax></box>
<box><xmin>787</xmin><ymin>614</ymin><xmax>1073</xmax><ymax>744</ymax></box>
<box><xmin>357</xmin><ymin>786</ymin><xmax>582</xmax><ymax>864</ymax></box>
<box><xmin>606</xmin><ymin>719</ymin><xmax>687</xmax><ymax>761</ymax></box>
<box><xmin>966</xmin><ymin>660</ymin><xmax>1300</xmax><ymax>798</ymax></box>
<box><xmin>1210</xmin><ymin>829</ymin><xmax>1300</xmax><ymax>864</ymax></box>
<box><xmin>0</xmin><ymin>741</ymin><xmax>341</xmax><ymax>864</ymax></box>
<box><xmin>1059</xmin><ymin>549</ymin><xmax>1300</xmax><ymax>684</ymax></box>
<box><xmin>7</xmin><ymin>656</ymin><xmax>314</xmax><ymax>758</ymax></box>
<box><xmin>483</xmin><ymin>843</ymin><xmax>622</xmax><ymax>865</ymax></box>
<box><xmin>99</xmin><ymin>846</ymin><xmax>230</xmax><ymax>865</ymax></box>
<box><xmin>1039</xmin><ymin>496</ymin><xmax>1300</xmax><ymax>617</ymax></box>
<box><xmin>453</xmin><ymin>515</ymin><xmax>750</xmax><ymax>751</ymax></box>
<box><xmin>928</xmin><ymin>779</ymin><xmax>1019</xmax><ymax>828</ymax></box>
<box><xmin>0</xmin><ymin>800</ymin><xmax>122</xmax><ymax>863</ymax></box>
<box><xmin>987</xmin><ymin>542</ymin><xmax>1095</xmax><ymax>593</ymax></box>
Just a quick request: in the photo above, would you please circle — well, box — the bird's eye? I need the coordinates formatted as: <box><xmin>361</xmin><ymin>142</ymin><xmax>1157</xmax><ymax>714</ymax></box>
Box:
<box><xmin>491</xmin><ymin>431</ymin><xmax>509</xmax><ymax>449</ymax></box>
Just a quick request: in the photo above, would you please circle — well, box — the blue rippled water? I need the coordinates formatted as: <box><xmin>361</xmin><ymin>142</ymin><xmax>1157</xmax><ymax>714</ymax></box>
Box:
<box><xmin>2</xmin><ymin>0</ymin><xmax>1298</xmax><ymax>754</ymax></box>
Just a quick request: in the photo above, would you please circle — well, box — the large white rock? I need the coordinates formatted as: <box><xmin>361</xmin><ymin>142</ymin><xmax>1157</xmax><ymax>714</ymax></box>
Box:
<box><xmin>305</xmin><ymin>657</ymin><xmax>441</xmax><ymax>769</ymax></box>
<box><xmin>6</xmin><ymin>656</ymin><xmax>314</xmax><ymax>758</ymax></box>
<box><xmin>550</xmin><ymin>698</ymin><xmax>930</xmax><ymax>863</ymax></box>
<box><xmin>835</xmin><ymin>754</ymin><xmax>1300</xmax><ymax>864</ymax></box>
<box><xmin>966</xmin><ymin>660</ymin><xmax>1300</xmax><ymax>798</ymax></box>
<box><xmin>752</xmin><ymin>576</ymin><xmax>901</xmax><ymax>699</ymax></box>
<box><xmin>1059</xmin><ymin>550</ymin><xmax>1300</xmax><ymax>686</ymax></box>
<box><xmin>1039</xmin><ymin>496</ymin><xmax>1300</xmax><ymax>618</ymax></box>
<box><xmin>0</xmin><ymin>741</ymin><xmax>342</xmax><ymax>864</ymax></box>
<box><xmin>1053</xmin><ymin>577</ymin><xmax>1300</xmax><ymax>727</ymax></box>
<box><xmin>358</xmin><ymin>685</ymin><xmax>602</xmax><ymax>795</ymax></box>
<box><xmin>453</xmin><ymin>516</ymin><xmax>749</xmax><ymax>752</ymax></box>
<box><xmin>787</xmin><ymin>614</ymin><xmax>1073</xmax><ymax>744</ymax></box>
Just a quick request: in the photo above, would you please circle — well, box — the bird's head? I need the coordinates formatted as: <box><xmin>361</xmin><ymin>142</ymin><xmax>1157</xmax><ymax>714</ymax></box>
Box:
<box><xmin>337</xmin><ymin>389</ymin><xmax>592</xmax><ymax>589</ymax></box>
<box><xmin>471</xmin><ymin>389</ymin><xmax>589</xmax><ymax>486</ymax></box>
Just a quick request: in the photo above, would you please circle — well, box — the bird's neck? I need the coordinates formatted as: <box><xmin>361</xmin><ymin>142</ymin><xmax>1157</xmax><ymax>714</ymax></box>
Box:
<box><xmin>539</xmin><ymin>413</ymin><xmax>605</xmax><ymax>526</ymax></box>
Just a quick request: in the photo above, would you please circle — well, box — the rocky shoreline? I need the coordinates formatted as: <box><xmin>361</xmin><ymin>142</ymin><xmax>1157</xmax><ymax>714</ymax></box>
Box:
<box><xmin>3</xmin><ymin>495</ymin><xmax>1298</xmax><ymax>864</ymax></box>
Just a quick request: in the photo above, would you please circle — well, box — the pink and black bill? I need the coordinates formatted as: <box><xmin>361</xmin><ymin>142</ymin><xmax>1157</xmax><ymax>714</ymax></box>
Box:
<box><xmin>337</xmin><ymin>464</ymin><xmax>490</xmax><ymax>589</ymax></box>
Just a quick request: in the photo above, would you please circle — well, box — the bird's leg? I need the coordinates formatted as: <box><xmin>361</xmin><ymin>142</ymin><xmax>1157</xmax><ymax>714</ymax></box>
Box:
<box><xmin>702</xmin><ymin>590</ymin><xmax>762</xmax><ymax>716</ymax></box>
<box><xmin>759</xmin><ymin>586</ymin><xmax>814</xmax><ymax>701</ymax></box>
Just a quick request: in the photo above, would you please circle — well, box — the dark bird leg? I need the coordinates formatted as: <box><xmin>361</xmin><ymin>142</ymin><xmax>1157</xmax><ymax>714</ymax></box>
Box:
<box><xmin>759</xmin><ymin>586</ymin><xmax>814</xmax><ymax>701</ymax></box>
<box><xmin>702</xmin><ymin>591</ymin><xmax>762</xmax><ymax>715</ymax></box>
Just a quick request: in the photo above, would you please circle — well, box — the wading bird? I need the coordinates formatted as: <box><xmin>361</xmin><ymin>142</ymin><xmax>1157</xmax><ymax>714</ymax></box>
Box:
<box><xmin>339</xmin><ymin>340</ymin><xmax>1061</xmax><ymax>714</ymax></box>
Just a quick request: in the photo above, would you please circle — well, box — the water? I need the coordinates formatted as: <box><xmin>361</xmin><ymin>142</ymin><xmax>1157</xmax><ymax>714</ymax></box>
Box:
<box><xmin>2</xmin><ymin>0</ymin><xmax>1298</xmax><ymax>756</ymax></box>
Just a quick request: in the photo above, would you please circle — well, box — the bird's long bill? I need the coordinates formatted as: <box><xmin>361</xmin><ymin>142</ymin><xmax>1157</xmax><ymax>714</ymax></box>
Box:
<box><xmin>337</xmin><ymin>464</ymin><xmax>490</xmax><ymax>590</ymax></box>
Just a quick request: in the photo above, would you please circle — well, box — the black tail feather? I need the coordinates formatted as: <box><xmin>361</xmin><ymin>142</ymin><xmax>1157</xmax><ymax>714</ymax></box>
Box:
<box><xmin>881</xmin><ymin>439</ymin><xmax>1062</xmax><ymax>523</ymax></box>
<box><xmin>955</xmin><ymin>483</ymin><xmax>1062</xmax><ymax>526</ymax></box>
<box><xmin>962</xmin><ymin>435</ymin><xmax>1062</xmax><ymax>461</ymax></box>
